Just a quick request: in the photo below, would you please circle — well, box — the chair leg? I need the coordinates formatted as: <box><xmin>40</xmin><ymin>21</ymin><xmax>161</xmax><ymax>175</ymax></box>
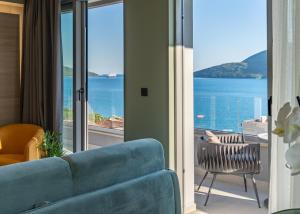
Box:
<box><xmin>197</xmin><ymin>171</ymin><xmax>208</xmax><ymax>191</ymax></box>
<box><xmin>251</xmin><ymin>175</ymin><xmax>261</xmax><ymax>208</ymax></box>
<box><xmin>204</xmin><ymin>173</ymin><xmax>217</xmax><ymax>206</ymax></box>
<box><xmin>243</xmin><ymin>174</ymin><xmax>247</xmax><ymax>192</ymax></box>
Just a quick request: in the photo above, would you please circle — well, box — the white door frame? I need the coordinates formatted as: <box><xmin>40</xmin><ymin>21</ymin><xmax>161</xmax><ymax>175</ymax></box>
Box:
<box><xmin>175</xmin><ymin>0</ymin><xmax>273</xmax><ymax>213</ymax></box>
<box><xmin>174</xmin><ymin>0</ymin><xmax>195</xmax><ymax>213</ymax></box>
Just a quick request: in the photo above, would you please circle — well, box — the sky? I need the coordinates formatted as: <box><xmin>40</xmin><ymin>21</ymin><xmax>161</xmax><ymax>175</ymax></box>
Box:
<box><xmin>61</xmin><ymin>0</ymin><xmax>267</xmax><ymax>75</ymax></box>
<box><xmin>193</xmin><ymin>0</ymin><xmax>267</xmax><ymax>71</ymax></box>
<box><xmin>61</xmin><ymin>4</ymin><xmax>124</xmax><ymax>75</ymax></box>
<box><xmin>88</xmin><ymin>4</ymin><xmax>124</xmax><ymax>75</ymax></box>
<box><xmin>61</xmin><ymin>12</ymin><xmax>73</xmax><ymax>68</ymax></box>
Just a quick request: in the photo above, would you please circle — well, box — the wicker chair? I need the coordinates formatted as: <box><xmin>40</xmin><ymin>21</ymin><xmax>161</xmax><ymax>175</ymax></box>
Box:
<box><xmin>197</xmin><ymin>133</ymin><xmax>261</xmax><ymax>208</ymax></box>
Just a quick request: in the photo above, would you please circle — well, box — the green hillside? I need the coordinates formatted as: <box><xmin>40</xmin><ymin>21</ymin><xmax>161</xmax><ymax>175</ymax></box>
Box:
<box><xmin>64</xmin><ymin>66</ymin><xmax>99</xmax><ymax>77</ymax></box>
<box><xmin>194</xmin><ymin>50</ymin><xmax>267</xmax><ymax>79</ymax></box>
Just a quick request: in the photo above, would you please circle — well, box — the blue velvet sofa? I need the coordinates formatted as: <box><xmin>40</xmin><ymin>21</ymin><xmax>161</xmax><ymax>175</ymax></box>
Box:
<box><xmin>0</xmin><ymin>139</ymin><xmax>181</xmax><ymax>214</ymax></box>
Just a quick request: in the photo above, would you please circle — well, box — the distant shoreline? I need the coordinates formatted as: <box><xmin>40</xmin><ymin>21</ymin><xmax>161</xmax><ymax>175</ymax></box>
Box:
<box><xmin>193</xmin><ymin>76</ymin><xmax>267</xmax><ymax>80</ymax></box>
<box><xmin>81</xmin><ymin>76</ymin><xmax>267</xmax><ymax>80</ymax></box>
<box><xmin>64</xmin><ymin>77</ymin><xmax>267</xmax><ymax>133</ymax></box>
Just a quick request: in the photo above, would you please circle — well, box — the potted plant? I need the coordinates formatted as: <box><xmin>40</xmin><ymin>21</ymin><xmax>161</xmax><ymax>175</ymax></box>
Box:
<box><xmin>39</xmin><ymin>131</ymin><xmax>64</xmax><ymax>158</ymax></box>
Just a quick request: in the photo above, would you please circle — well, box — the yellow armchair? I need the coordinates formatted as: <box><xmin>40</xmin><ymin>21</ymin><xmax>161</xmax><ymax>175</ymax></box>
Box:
<box><xmin>0</xmin><ymin>124</ymin><xmax>44</xmax><ymax>166</ymax></box>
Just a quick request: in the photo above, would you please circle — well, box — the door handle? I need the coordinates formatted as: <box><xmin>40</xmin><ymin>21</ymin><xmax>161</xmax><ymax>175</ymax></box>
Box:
<box><xmin>268</xmin><ymin>96</ymin><xmax>272</xmax><ymax>117</ymax></box>
<box><xmin>78</xmin><ymin>88</ymin><xmax>84</xmax><ymax>101</ymax></box>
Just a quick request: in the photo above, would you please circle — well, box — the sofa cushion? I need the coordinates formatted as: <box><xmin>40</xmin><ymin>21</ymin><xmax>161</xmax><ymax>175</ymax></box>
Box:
<box><xmin>0</xmin><ymin>154</ymin><xmax>25</xmax><ymax>166</ymax></box>
<box><xmin>63</xmin><ymin>138</ymin><xmax>165</xmax><ymax>195</ymax></box>
<box><xmin>0</xmin><ymin>158</ymin><xmax>73</xmax><ymax>214</ymax></box>
<box><xmin>22</xmin><ymin>170</ymin><xmax>179</xmax><ymax>214</ymax></box>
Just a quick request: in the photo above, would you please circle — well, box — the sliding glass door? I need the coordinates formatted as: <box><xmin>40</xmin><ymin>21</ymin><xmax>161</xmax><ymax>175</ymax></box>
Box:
<box><xmin>61</xmin><ymin>0</ymin><xmax>124</xmax><ymax>152</ymax></box>
<box><xmin>61</xmin><ymin>9</ymin><xmax>74</xmax><ymax>153</ymax></box>
<box><xmin>193</xmin><ymin>0</ymin><xmax>270</xmax><ymax>208</ymax></box>
<box><xmin>87</xmin><ymin>2</ymin><xmax>124</xmax><ymax>149</ymax></box>
<box><xmin>61</xmin><ymin>0</ymin><xmax>87</xmax><ymax>152</ymax></box>
<box><xmin>61</xmin><ymin>0</ymin><xmax>88</xmax><ymax>152</ymax></box>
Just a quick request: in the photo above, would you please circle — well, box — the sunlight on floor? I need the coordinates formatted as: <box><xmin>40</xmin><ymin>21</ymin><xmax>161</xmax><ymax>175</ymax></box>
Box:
<box><xmin>193</xmin><ymin>176</ymin><xmax>268</xmax><ymax>214</ymax></box>
<box><xmin>197</xmin><ymin>186</ymin><xmax>256</xmax><ymax>201</ymax></box>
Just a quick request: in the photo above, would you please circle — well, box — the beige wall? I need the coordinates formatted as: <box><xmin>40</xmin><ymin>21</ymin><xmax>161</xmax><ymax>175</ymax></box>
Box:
<box><xmin>291</xmin><ymin>0</ymin><xmax>300</xmax><ymax>208</ymax></box>
<box><xmin>2</xmin><ymin>0</ymin><xmax>23</xmax><ymax>4</ymax></box>
<box><xmin>124</xmin><ymin>0</ymin><xmax>174</xmax><ymax>166</ymax></box>
<box><xmin>0</xmin><ymin>2</ymin><xmax>23</xmax><ymax>126</ymax></box>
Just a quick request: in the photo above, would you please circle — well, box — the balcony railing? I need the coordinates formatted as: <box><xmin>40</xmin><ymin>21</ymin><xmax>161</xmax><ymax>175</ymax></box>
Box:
<box><xmin>62</xmin><ymin>120</ymin><xmax>124</xmax><ymax>152</ymax></box>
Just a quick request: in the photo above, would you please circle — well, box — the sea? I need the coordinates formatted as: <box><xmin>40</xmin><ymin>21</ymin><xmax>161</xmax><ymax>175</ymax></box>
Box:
<box><xmin>64</xmin><ymin>77</ymin><xmax>267</xmax><ymax>133</ymax></box>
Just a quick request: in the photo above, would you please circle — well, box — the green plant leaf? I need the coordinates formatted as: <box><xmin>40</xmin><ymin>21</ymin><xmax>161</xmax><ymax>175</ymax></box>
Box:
<box><xmin>39</xmin><ymin>130</ymin><xmax>64</xmax><ymax>158</ymax></box>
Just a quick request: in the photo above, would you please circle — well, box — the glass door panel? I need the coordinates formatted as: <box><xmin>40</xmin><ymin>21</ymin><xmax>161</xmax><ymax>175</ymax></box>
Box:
<box><xmin>193</xmin><ymin>0</ymin><xmax>269</xmax><ymax>207</ymax></box>
<box><xmin>87</xmin><ymin>2</ymin><xmax>124</xmax><ymax>149</ymax></box>
<box><xmin>61</xmin><ymin>10</ymin><xmax>74</xmax><ymax>152</ymax></box>
<box><xmin>193</xmin><ymin>0</ymin><xmax>268</xmax><ymax>135</ymax></box>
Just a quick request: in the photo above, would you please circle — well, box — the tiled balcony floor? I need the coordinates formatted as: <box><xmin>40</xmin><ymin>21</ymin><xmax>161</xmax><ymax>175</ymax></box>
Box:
<box><xmin>193</xmin><ymin>175</ymin><xmax>268</xmax><ymax>214</ymax></box>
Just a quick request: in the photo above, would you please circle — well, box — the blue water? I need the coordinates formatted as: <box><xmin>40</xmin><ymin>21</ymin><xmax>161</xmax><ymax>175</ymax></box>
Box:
<box><xmin>194</xmin><ymin>78</ymin><xmax>267</xmax><ymax>132</ymax></box>
<box><xmin>64</xmin><ymin>77</ymin><xmax>124</xmax><ymax>117</ymax></box>
<box><xmin>64</xmin><ymin>77</ymin><xmax>267</xmax><ymax>133</ymax></box>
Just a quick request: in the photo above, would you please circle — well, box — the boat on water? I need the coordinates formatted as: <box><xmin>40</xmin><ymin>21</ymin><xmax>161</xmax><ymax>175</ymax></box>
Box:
<box><xmin>107</xmin><ymin>73</ymin><xmax>117</xmax><ymax>78</ymax></box>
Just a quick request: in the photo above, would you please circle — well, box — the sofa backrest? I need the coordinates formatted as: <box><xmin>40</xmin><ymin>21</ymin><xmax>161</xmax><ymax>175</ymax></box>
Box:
<box><xmin>63</xmin><ymin>138</ymin><xmax>165</xmax><ymax>195</ymax></box>
<box><xmin>22</xmin><ymin>170</ymin><xmax>181</xmax><ymax>214</ymax></box>
<box><xmin>0</xmin><ymin>158</ymin><xmax>73</xmax><ymax>214</ymax></box>
<box><xmin>0</xmin><ymin>138</ymin><xmax>169</xmax><ymax>214</ymax></box>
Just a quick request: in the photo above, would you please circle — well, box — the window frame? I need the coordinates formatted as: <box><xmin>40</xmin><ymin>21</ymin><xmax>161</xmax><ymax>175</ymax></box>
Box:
<box><xmin>178</xmin><ymin>0</ymin><xmax>273</xmax><ymax>212</ymax></box>
<box><xmin>61</xmin><ymin>0</ymin><xmax>124</xmax><ymax>152</ymax></box>
<box><xmin>88</xmin><ymin>0</ymin><xmax>122</xmax><ymax>8</ymax></box>
<box><xmin>86</xmin><ymin>0</ymin><xmax>125</xmax><ymax>150</ymax></box>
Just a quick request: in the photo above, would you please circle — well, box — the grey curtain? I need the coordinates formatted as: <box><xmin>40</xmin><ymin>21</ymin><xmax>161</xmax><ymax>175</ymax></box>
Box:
<box><xmin>21</xmin><ymin>0</ymin><xmax>63</xmax><ymax>132</ymax></box>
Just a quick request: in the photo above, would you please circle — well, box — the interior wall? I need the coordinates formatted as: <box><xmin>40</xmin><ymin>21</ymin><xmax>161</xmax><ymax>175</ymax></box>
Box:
<box><xmin>124</xmin><ymin>0</ymin><xmax>173</xmax><ymax>166</ymax></box>
<box><xmin>0</xmin><ymin>2</ymin><xmax>23</xmax><ymax>126</ymax></box>
<box><xmin>1</xmin><ymin>0</ymin><xmax>24</xmax><ymax>4</ymax></box>
<box><xmin>292</xmin><ymin>0</ymin><xmax>300</xmax><ymax>208</ymax></box>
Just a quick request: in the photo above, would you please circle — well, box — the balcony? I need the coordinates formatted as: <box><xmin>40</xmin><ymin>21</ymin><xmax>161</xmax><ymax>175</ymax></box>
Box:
<box><xmin>194</xmin><ymin>128</ymin><xmax>269</xmax><ymax>214</ymax></box>
<box><xmin>63</xmin><ymin>120</ymin><xmax>124</xmax><ymax>152</ymax></box>
<box><xmin>193</xmin><ymin>176</ymin><xmax>268</xmax><ymax>214</ymax></box>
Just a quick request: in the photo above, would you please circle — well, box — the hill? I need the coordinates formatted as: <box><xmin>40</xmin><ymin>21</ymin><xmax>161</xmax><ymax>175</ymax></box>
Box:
<box><xmin>64</xmin><ymin>66</ymin><xmax>99</xmax><ymax>77</ymax></box>
<box><xmin>194</xmin><ymin>50</ymin><xmax>267</xmax><ymax>79</ymax></box>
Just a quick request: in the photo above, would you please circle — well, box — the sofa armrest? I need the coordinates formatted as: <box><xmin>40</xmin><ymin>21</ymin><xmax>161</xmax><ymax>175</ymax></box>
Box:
<box><xmin>24</xmin><ymin>129</ymin><xmax>44</xmax><ymax>161</ymax></box>
<box><xmin>168</xmin><ymin>170</ymin><xmax>182</xmax><ymax>214</ymax></box>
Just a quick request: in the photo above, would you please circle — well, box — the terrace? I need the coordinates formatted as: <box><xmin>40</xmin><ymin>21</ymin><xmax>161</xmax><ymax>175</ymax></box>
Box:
<box><xmin>192</xmin><ymin>77</ymin><xmax>269</xmax><ymax>211</ymax></box>
<box><xmin>63</xmin><ymin>117</ymin><xmax>124</xmax><ymax>152</ymax></box>
<box><xmin>193</xmin><ymin>118</ymin><xmax>269</xmax><ymax>213</ymax></box>
<box><xmin>193</xmin><ymin>176</ymin><xmax>268</xmax><ymax>214</ymax></box>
